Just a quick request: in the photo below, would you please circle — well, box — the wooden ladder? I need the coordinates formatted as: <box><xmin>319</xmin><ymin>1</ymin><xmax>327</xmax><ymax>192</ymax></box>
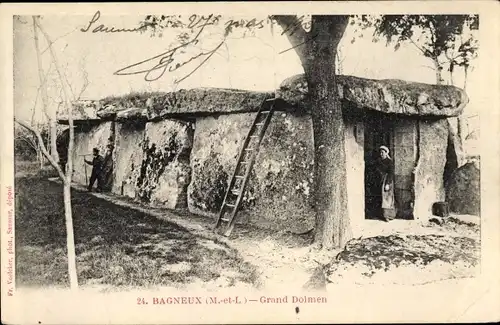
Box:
<box><xmin>213</xmin><ymin>96</ymin><xmax>277</xmax><ymax>236</ymax></box>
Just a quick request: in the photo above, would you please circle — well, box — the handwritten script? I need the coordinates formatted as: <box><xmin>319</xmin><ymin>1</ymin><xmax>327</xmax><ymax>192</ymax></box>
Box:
<box><xmin>81</xmin><ymin>11</ymin><xmax>153</xmax><ymax>33</ymax></box>
<box><xmin>80</xmin><ymin>12</ymin><xmax>316</xmax><ymax>83</ymax></box>
<box><xmin>113</xmin><ymin>14</ymin><xmax>225</xmax><ymax>83</ymax></box>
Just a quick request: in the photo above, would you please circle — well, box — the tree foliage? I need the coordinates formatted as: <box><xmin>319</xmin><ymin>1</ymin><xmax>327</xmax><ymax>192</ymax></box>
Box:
<box><xmin>353</xmin><ymin>15</ymin><xmax>479</xmax><ymax>81</ymax></box>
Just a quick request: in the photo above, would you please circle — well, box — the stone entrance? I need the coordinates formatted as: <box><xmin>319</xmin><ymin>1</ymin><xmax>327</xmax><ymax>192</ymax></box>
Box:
<box><xmin>364</xmin><ymin>112</ymin><xmax>395</xmax><ymax>219</ymax></box>
<box><xmin>363</xmin><ymin>112</ymin><xmax>417</xmax><ymax>220</ymax></box>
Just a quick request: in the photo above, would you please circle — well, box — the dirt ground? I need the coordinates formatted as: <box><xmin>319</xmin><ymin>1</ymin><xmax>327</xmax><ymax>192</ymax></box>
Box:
<box><xmin>14</xmin><ymin>163</ymin><xmax>481</xmax><ymax>291</ymax></box>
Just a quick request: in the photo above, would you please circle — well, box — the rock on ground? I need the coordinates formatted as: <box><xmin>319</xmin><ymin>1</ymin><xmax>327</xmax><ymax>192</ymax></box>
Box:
<box><xmin>446</xmin><ymin>162</ymin><xmax>480</xmax><ymax>215</ymax></box>
<box><xmin>325</xmin><ymin>219</ymin><xmax>480</xmax><ymax>285</ymax></box>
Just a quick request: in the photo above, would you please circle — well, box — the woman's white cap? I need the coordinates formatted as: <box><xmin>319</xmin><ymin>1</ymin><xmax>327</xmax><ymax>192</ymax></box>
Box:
<box><xmin>379</xmin><ymin>145</ymin><xmax>389</xmax><ymax>154</ymax></box>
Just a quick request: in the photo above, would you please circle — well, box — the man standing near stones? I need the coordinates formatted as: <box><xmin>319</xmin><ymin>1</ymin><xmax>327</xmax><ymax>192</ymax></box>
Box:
<box><xmin>100</xmin><ymin>143</ymin><xmax>114</xmax><ymax>191</ymax></box>
<box><xmin>85</xmin><ymin>147</ymin><xmax>104</xmax><ymax>192</ymax></box>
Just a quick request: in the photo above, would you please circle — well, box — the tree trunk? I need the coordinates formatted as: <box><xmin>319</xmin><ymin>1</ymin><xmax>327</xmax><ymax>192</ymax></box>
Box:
<box><xmin>308</xmin><ymin>64</ymin><xmax>350</xmax><ymax>248</ymax></box>
<box><xmin>63</xmin><ymin>181</ymin><xmax>78</xmax><ymax>289</ymax></box>
<box><xmin>307</xmin><ymin>16</ymin><xmax>350</xmax><ymax>249</ymax></box>
<box><xmin>463</xmin><ymin>65</ymin><xmax>468</xmax><ymax>91</ymax></box>
<box><xmin>336</xmin><ymin>47</ymin><xmax>343</xmax><ymax>75</ymax></box>
<box><xmin>457</xmin><ymin>65</ymin><xmax>469</xmax><ymax>152</ymax></box>
<box><xmin>433</xmin><ymin>58</ymin><xmax>465</xmax><ymax>167</ymax></box>
<box><xmin>433</xmin><ymin>58</ymin><xmax>443</xmax><ymax>85</ymax></box>
<box><xmin>38</xmin><ymin>146</ymin><xmax>44</xmax><ymax>169</ymax></box>
<box><xmin>49</xmin><ymin>120</ymin><xmax>58</xmax><ymax>163</ymax></box>
<box><xmin>261</xmin><ymin>15</ymin><xmax>351</xmax><ymax>248</ymax></box>
<box><xmin>35</xmin><ymin>16</ymin><xmax>79</xmax><ymax>289</ymax></box>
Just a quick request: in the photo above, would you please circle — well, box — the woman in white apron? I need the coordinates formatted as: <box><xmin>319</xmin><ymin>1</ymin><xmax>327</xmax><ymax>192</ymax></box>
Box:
<box><xmin>376</xmin><ymin>145</ymin><xmax>396</xmax><ymax>221</ymax></box>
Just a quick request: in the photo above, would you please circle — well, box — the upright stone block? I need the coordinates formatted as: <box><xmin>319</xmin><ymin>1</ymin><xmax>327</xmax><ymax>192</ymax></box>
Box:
<box><xmin>112</xmin><ymin>122</ymin><xmax>146</xmax><ymax>198</ymax></box>
<box><xmin>188</xmin><ymin>112</ymin><xmax>315</xmax><ymax>233</ymax></box>
<box><xmin>135</xmin><ymin>119</ymin><xmax>193</xmax><ymax>209</ymax></box>
<box><xmin>414</xmin><ymin>119</ymin><xmax>448</xmax><ymax>220</ymax></box>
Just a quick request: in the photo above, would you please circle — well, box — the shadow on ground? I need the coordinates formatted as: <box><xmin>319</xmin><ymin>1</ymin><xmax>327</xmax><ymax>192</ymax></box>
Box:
<box><xmin>15</xmin><ymin>175</ymin><xmax>259</xmax><ymax>290</ymax></box>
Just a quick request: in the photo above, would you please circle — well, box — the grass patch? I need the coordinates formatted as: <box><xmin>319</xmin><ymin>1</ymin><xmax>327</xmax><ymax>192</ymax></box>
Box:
<box><xmin>15</xmin><ymin>174</ymin><xmax>259</xmax><ymax>289</ymax></box>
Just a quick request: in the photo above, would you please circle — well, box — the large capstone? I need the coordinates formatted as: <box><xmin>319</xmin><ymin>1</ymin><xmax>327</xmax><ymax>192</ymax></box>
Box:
<box><xmin>57</xmin><ymin>100</ymin><xmax>101</xmax><ymax>123</ymax></box>
<box><xmin>278</xmin><ymin>74</ymin><xmax>469</xmax><ymax>117</ymax></box>
<box><xmin>146</xmin><ymin>88</ymin><xmax>274</xmax><ymax>120</ymax></box>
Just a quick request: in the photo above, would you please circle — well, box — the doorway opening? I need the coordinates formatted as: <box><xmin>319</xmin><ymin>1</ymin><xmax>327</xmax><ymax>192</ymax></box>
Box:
<box><xmin>364</xmin><ymin>112</ymin><xmax>395</xmax><ymax>220</ymax></box>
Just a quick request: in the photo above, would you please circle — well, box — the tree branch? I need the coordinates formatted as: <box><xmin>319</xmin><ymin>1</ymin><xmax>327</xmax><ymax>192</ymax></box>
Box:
<box><xmin>271</xmin><ymin>15</ymin><xmax>310</xmax><ymax>67</ymax></box>
<box><xmin>408</xmin><ymin>36</ymin><xmax>428</xmax><ymax>56</ymax></box>
<box><xmin>32</xmin><ymin>61</ymin><xmax>55</xmax><ymax>123</ymax></box>
<box><xmin>15</xmin><ymin>119</ymin><xmax>66</xmax><ymax>181</ymax></box>
<box><xmin>33</xmin><ymin>17</ymin><xmax>54</xmax><ymax>123</ymax></box>
<box><xmin>40</xmin><ymin>26</ymin><xmax>79</xmax><ymax>55</ymax></box>
<box><xmin>35</xmin><ymin>18</ymin><xmax>75</xmax><ymax>181</ymax></box>
<box><xmin>76</xmin><ymin>63</ymin><xmax>89</xmax><ymax>100</ymax></box>
<box><xmin>420</xmin><ymin>64</ymin><xmax>436</xmax><ymax>70</ymax></box>
<box><xmin>15</xmin><ymin>136</ymin><xmax>39</xmax><ymax>152</ymax></box>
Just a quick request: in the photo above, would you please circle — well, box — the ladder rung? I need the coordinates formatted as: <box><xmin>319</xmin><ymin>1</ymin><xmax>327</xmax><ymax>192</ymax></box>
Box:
<box><xmin>216</xmin><ymin>99</ymin><xmax>274</xmax><ymax>236</ymax></box>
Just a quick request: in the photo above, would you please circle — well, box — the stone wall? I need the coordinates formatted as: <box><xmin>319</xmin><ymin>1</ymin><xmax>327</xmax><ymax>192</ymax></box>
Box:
<box><xmin>413</xmin><ymin>119</ymin><xmax>449</xmax><ymax>220</ymax></box>
<box><xmin>71</xmin><ymin>122</ymin><xmax>114</xmax><ymax>185</ymax></box>
<box><xmin>187</xmin><ymin>112</ymin><xmax>315</xmax><ymax>233</ymax></box>
<box><xmin>67</xmin><ymin>96</ymin><xmax>456</xmax><ymax>233</ymax></box>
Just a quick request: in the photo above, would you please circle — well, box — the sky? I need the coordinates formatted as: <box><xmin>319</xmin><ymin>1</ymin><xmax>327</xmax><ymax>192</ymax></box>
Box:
<box><xmin>13</xmin><ymin>14</ymin><xmax>482</xmax><ymax>127</ymax></box>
